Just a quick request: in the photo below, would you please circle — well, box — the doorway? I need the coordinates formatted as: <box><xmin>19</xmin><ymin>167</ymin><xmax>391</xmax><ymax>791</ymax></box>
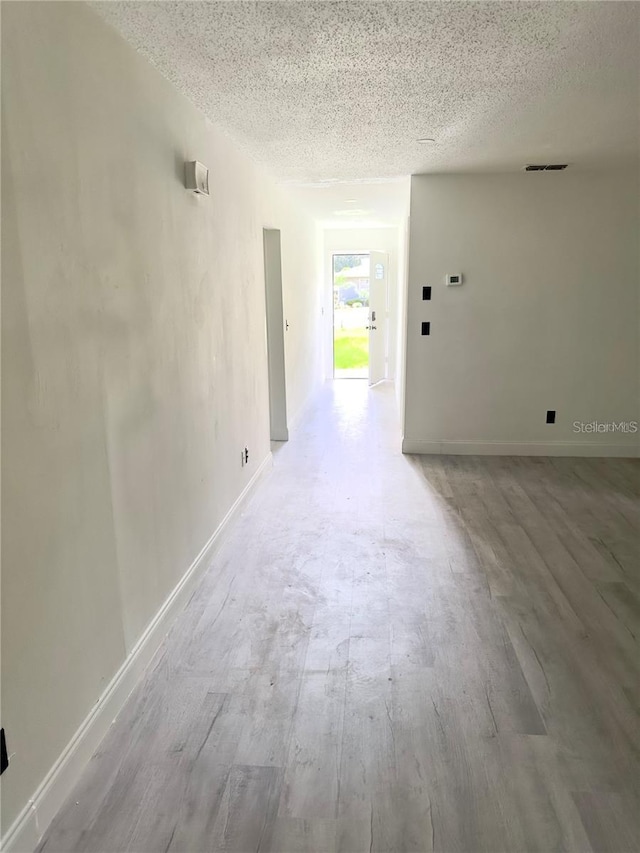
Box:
<box><xmin>263</xmin><ymin>228</ymin><xmax>288</xmax><ymax>440</ymax></box>
<box><xmin>332</xmin><ymin>251</ymin><xmax>388</xmax><ymax>384</ymax></box>
<box><xmin>332</xmin><ymin>253</ymin><xmax>370</xmax><ymax>379</ymax></box>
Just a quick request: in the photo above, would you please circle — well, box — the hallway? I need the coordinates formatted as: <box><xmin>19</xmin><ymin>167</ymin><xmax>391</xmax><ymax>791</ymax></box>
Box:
<box><xmin>38</xmin><ymin>382</ymin><xmax>639</xmax><ymax>853</ymax></box>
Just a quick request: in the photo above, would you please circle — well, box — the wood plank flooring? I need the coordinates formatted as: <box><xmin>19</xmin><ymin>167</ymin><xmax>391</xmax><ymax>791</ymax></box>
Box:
<box><xmin>37</xmin><ymin>382</ymin><xmax>640</xmax><ymax>852</ymax></box>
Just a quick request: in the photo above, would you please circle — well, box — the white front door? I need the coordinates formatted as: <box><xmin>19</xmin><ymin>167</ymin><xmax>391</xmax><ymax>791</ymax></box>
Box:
<box><xmin>368</xmin><ymin>251</ymin><xmax>387</xmax><ymax>385</ymax></box>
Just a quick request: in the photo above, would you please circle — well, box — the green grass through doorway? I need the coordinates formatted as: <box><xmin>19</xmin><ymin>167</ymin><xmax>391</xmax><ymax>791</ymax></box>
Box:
<box><xmin>334</xmin><ymin>328</ymin><xmax>369</xmax><ymax>370</ymax></box>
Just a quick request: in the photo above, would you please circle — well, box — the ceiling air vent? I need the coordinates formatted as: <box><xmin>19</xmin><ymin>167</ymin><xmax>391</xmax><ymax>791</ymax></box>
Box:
<box><xmin>525</xmin><ymin>164</ymin><xmax>568</xmax><ymax>171</ymax></box>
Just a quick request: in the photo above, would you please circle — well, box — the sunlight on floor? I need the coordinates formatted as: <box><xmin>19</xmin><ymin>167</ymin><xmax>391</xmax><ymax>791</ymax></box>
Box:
<box><xmin>334</xmin><ymin>367</ymin><xmax>368</xmax><ymax>379</ymax></box>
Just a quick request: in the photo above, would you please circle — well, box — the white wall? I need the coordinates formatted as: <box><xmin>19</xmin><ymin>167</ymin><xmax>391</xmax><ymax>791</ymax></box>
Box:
<box><xmin>323</xmin><ymin>227</ymin><xmax>402</xmax><ymax>384</ymax></box>
<box><xmin>404</xmin><ymin>172</ymin><xmax>639</xmax><ymax>455</ymax></box>
<box><xmin>1</xmin><ymin>1</ymin><xmax>322</xmax><ymax>843</ymax></box>
<box><xmin>395</xmin><ymin>218</ymin><xmax>410</xmax><ymax>426</ymax></box>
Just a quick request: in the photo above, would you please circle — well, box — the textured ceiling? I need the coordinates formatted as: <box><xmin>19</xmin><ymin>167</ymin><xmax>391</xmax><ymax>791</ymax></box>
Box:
<box><xmin>93</xmin><ymin>1</ymin><xmax>639</xmax><ymax>222</ymax></box>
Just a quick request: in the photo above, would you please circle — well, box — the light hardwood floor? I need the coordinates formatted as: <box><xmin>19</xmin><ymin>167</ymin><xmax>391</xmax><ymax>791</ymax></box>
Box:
<box><xmin>37</xmin><ymin>382</ymin><xmax>640</xmax><ymax>852</ymax></box>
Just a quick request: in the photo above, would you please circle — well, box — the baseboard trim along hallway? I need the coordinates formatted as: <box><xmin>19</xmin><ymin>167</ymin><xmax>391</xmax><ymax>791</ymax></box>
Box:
<box><xmin>1</xmin><ymin>453</ymin><xmax>273</xmax><ymax>853</ymax></box>
<box><xmin>401</xmin><ymin>439</ymin><xmax>639</xmax><ymax>457</ymax></box>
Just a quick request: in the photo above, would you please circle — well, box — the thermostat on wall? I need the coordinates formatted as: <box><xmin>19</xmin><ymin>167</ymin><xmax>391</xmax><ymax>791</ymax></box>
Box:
<box><xmin>185</xmin><ymin>160</ymin><xmax>210</xmax><ymax>195</ymax></box>
<box><xmin>446</xmin><ymin>273</ymin><xmax>463</xmax><ymax>286</ymax></box>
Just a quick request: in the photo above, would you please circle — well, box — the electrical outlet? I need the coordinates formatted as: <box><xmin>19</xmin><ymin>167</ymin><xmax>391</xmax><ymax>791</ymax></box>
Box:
<box><xmin>546</xmin><ymin>410</ymin><xmax>556</xmax><ymax>424</ymax></box>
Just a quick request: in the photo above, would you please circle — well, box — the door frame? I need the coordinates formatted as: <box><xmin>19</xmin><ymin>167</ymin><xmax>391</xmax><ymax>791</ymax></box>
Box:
<box><xmin>327</xmin><ymin>249</ymin><xmax>389</xmax><ymax>383</ymax></box>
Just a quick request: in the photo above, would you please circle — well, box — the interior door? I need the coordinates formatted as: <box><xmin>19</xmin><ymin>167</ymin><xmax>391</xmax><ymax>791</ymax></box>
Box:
<box><xmin>368</xmin><ymin>250</ymin><xmax>388</xmax><ymax>385</ymax></box>
<box><xmin>263</xmin><ymin>229</ymin><xmax>288</xmax><ymax>440</ymax></box>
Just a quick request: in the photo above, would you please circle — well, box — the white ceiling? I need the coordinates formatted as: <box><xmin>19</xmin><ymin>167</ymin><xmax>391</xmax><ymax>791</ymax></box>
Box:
<box><xmin>93</xmin><ymin>1</ymin><xmax>639</xmax><ymax>225</ymax></box>
<box><xmin>286</xmin><ymin>177</ymin><xmax>411</xmax><ymax>229</ymax></box>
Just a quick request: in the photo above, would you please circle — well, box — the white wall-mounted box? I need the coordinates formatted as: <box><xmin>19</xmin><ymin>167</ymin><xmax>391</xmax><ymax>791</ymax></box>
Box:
<box><xmin>185</xmin><ymin>160</ymin><xmax>210</xmax><ymax>195</ymax></box>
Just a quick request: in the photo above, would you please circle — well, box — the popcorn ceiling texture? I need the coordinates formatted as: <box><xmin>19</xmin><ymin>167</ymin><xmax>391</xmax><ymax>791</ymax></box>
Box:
<box><xmin>93</xmin><ymin>1</ymin><xmax>639</xmax><ymax>183</ymax></box>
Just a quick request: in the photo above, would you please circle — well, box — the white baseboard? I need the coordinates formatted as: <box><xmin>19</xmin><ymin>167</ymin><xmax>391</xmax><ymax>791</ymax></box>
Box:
<box><xmin>401</xmin><ymin>438</ymin><xmax>639</xmax><ymax>457</ymax></box>
<box><xmin>0</xmin><ymin>453</ymin><xmax>273</xmax><ymax>853</ymax></box>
